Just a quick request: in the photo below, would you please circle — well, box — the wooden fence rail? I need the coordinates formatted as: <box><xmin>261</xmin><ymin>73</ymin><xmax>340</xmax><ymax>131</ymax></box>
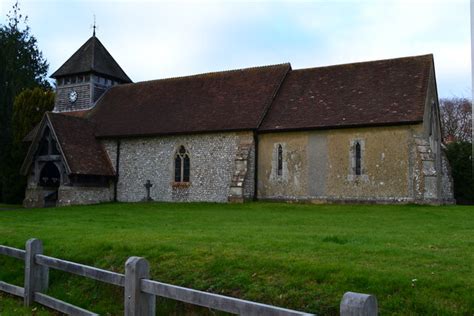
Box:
<box><xmin>0</xmin><ymin>245</ymin><xmax>25</xmax><ymax>260</ymax></box>
<box><xmin>35</xmin><ymin>254</ymin><xmax>125</xmax><ymax>287</ymax></box>
<box><xmin>0</xmin><ymin>238</ymin><xmax>378</xmax><ymax>315</ymax></box>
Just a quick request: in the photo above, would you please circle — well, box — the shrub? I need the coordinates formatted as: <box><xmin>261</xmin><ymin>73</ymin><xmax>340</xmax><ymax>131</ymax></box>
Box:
<box><xmin>445</xmin><ymin>141</ymin><xmax>473</xmax><ymax>204</ymax></box>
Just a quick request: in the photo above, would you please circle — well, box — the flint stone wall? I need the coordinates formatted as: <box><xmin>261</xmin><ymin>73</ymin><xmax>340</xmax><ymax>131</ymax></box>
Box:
<box><xmin>57</xmin><ymin>185</ymin><xmax>113</xmax><ymax>206</ymax></box>
<box><xmin>102</xmin><ymin>132</ymin><xmax>254</xmax><ymax>203</ymax></box>
<box><xmin>23</xmin><ymin>181</ymin><xmax>113</xmax><ymax>208</ymax></box>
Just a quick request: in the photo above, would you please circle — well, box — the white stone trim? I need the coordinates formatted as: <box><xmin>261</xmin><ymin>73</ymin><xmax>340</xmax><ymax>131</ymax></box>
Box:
<box><xmin>347</xmin><ymin>139</ymin><xmax>369</xmax><ymax>182</ymax></box>
<box><xmin>173</xmin><ymin>145</ymin><xmax>191</xmax><ymax>183</ymax></box>
<box><xmin>270</xmin><ymin>142</ymin><xmax>288</xmax><ymax>182</ymax></box>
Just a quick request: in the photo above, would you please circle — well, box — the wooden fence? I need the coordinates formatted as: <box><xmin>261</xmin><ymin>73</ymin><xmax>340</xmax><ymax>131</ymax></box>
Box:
<box><xmin>0</xmin><ymin>239</ymin><xmax>378</xmax><ymax>315</ymax></box>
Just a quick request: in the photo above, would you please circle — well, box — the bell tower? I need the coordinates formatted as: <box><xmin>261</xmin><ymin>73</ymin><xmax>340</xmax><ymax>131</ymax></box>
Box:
<box><xmin>50</xmin><ymin>33</ymin><xmax>132</xmax><ymax>113</ymax></box>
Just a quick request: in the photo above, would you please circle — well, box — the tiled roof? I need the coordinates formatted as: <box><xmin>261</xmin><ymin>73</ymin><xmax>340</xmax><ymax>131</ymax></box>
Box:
<box><xmin>61</xmin><ymin>109</ymin><xmax>91</xmax><ymax>118</ymax></box>
<box><xmin>48</xmin><ymin>113</ymin><xmax>114</xmax><ymax>176</ymax></box>
<box><xmin>90</xmin><ymin>64</ymin><xmax>291</xmax><ymax>138</ymax></box>
<box><xmin>23</xmin><ymin>110</ymin><xmax>92</xmax><ymax>142</ymax></box>
<box><xmin>259</xmin><ymin>54</ymin><xmax>433</xmax><ymax>131</ymax></box>
<box><xmin>51</xmin><ymin>36</ymin><xmax>132</xmax><ymax>83</ymax></box>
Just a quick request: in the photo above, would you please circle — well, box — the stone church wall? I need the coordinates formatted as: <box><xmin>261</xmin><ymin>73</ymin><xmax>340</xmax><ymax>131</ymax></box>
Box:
<box><xmin>258</xmin><ymin>125</ymin><xmax>430</xmax><ymax>203</ymax></box>
<box><xmin>243</xmin><ymin>144</ymin><xmax>255</xmax><ymax>199</ymax></box>
<box><xmin>23</xmin><ymin>178</ymin><xmax>114</xmax><ymax>208</ymax></box>
<box><xmin>102</xmin><ymin>132</ymin><xmax>255</xmax><ymax>203</ymax></box>
<box><xmin>57</xmin><ymin>185</ymin><xmax>114</xmax><ymax>206</ymax></box>
<box><xmin>258</xmin><ymin>132</ymin><xmax>311</xmax><ymax>199</ymax></box>
<box><xmin>24</xmin><ymin>184</ymin><xmax>46</xmax><ymax>208</ymax></box>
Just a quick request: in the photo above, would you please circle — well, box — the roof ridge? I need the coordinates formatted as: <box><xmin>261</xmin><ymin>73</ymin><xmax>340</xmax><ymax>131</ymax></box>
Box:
<box><xmin>292</xmin><ymin>54</ymin><xmax>433</xmax><ymax>72</ymax></box>
<box><xmin>91</xmin><ymin>36</ymin><xmax>96</xmax><ymax>70</ymax></box>
<box><xmin>50</xmin><ymin>111</ymin><xmax>91</xmax><ymax>121</ymax></box>
<box><xmin>114</xmin><ymin>62</ymin><xmax>291</xmax><ymax>88</ymax></box>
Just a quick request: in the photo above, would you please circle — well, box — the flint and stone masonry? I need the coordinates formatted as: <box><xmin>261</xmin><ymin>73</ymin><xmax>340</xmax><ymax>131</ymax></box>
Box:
<box><xmin>257</xmin><ymin>125</ymin><xmax>454</xmax><ymax>204</ymax></box>
<box><xmin>24</xmin><ymin>182</ymin><xmax>114</xmax><ymax>208</ymax></box>
<box><xmin>102</xmin><ymin>132</ymin><xmax>255</xmax><ymax>203</ymax></box>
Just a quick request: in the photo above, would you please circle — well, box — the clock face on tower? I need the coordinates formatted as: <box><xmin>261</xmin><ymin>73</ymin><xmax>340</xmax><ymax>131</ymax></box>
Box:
<box><xmin>68</xmin><ymin>90</ymin><xmax>78</xmax><ymax>103</ymax></box>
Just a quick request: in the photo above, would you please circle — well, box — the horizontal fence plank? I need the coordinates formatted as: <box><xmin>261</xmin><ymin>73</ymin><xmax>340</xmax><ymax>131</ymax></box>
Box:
<box><xmin>0</xmin><ymin>245</ymin><xmax>25</xmax><ymax>260</ymax></box>
<box><xmin>141</xmin><ymin>279</ymin><xmax>314</xmax><ymax>316</ymax></box>
<box><xmin>0</xmin><ymin>281</ymin><xmax>25</xmax><ymax>298</ymax></box>
<box><xmin>35</xmin><ymin>254</ymin><xmax>125</xmax><ymax>287</ymax></box>
<box><xmin>34</xmin><ymin>292</ymin><xmax>98</xmax><ymax>316</ymax></box>
<box><xmin>1</xmin><ymin>242</ymin><xmax>314</xmax><ymax>315</ymax></box>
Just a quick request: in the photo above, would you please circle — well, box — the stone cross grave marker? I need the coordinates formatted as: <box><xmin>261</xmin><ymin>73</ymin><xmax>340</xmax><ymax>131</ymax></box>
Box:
<box><xmin>144</xmin><ymin>180</ymin><xmax>153</xmax><ymax>202</ymax></box>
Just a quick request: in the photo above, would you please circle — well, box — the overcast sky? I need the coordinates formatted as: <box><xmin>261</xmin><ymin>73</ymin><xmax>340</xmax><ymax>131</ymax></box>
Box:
<box><xmin>0</xmin><ymin>0</ymin><xmax>470</xmax><ymax>98</ymax></box>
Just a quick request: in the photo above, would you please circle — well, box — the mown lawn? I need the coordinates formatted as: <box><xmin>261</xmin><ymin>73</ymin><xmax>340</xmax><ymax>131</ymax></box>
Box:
<box><xmin>0</xmin><ymin>202</ymin><xmax>473</xmax><ymax>315</ymax></box>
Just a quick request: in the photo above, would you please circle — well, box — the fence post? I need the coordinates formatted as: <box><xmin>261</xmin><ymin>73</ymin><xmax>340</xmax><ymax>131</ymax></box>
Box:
<box><xmin>24</xmin><ymin>238</ymin><xmax>49</xmax><ymax>306</ymax></box>
<box><xmin>124</xmin><ymin>256</ymin><xmax>156</xmax><ymax>316</ymax></box>
<box><xmin>340</xmin><ymin>292</ymin><xmax>378</xmax><ymax>316</ymax></box>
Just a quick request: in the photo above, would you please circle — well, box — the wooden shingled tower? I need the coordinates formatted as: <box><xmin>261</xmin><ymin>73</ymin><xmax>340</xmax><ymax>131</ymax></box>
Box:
<box><xmin>50</xmin><ymin>34</ymin><xmax>131</xmax><ymax>113</ymax></box>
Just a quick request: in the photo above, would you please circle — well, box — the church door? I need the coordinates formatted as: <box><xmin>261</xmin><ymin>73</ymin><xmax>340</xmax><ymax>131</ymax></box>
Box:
<box><xmin>39</xmin><ymin>162</ymin><xmax>61</xmax><ymax>207</ymax></box>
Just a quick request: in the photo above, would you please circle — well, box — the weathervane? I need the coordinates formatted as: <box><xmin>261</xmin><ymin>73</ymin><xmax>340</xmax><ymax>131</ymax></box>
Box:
<box><xmin>91</xmin><ymin>14</ymin><xmax>98</xmax><ymax>37</ymax></box>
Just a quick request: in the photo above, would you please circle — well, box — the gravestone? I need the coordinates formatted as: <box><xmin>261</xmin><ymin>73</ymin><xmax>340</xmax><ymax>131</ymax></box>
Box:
<box><xmin>142</xmin><ymin>180</ymin><xmax>154</xmax><ymax>202</ymax></box>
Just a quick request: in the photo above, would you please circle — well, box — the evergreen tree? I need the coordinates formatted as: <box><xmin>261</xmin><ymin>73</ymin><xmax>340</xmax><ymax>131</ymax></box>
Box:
<box><xmin>445</xmin><ymin>142</ymin><xmax>474</xmax><ymax>204</ymax></box>
<box><xmin>12</xmin><ymin>87</ymin><xmax>54</xmax><ymax>144</ymax></box>
<box><xmin>0</xmin><ymin>1</ymin><xmax>50</xmax><ymax>202</ymax></box>
<box><xmin>3</xmin><ymin>88</ymin><xmax>55</xmax><ymax>203</ymax></box>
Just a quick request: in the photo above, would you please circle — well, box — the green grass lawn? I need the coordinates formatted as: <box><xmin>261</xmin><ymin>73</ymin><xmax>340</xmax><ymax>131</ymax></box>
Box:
<box><xmin>0</xmin><ymin>202</ymin><xmax>473</xmax><ymax>315</ymax></box>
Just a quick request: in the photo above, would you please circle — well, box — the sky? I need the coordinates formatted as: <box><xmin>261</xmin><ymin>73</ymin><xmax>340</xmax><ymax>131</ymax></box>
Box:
<box><xmin>0</xmin><ymin>0</ymin><xmax>470</xmax><ymax>98</ymax></box>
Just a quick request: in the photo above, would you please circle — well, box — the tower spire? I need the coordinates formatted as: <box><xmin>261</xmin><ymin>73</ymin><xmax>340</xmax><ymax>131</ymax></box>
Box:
<box><xmin>91</xmin><ymin>14</ymin><xmax>97</xmax><ymax>37</ymax></box>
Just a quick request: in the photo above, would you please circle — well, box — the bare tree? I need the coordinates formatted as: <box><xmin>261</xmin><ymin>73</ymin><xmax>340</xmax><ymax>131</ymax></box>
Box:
<box><xmin>439</xmin><ymin>97</ymin><xmax>472</xmax><ymax>143</ymax></box>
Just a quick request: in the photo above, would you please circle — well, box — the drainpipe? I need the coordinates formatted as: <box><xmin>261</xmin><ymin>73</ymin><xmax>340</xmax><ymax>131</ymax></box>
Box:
<box><xmin>114</xmin><ymin>139</ymin><xmax>121</xmax><ymax>202</ymax></box>
<box><xmin>253</xmin><ymin>131</ymin><xmax>259</xmax><ymax>201</ymax></box>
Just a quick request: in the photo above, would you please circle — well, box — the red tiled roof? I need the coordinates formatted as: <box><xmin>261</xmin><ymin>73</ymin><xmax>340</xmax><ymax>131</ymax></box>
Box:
<box><xmin>89</xmin><ymin>64</ymin><xmax>291</xmax><ymax>138</ymax></box>
<box><xmin>23</xmin><ymin>110</ymin><xmax>92</xmax><ymax>143</ymax></box>
<box><xmin>259</xmin><ymin>54</ymin><xmax>433</xmax><ymax>132</ymax></box>
<box><xmin>48</xmin><ymin>113</ymin><xmax>114</xmax><ymax>176</ymax></box>
<box><xmin>61</xmin><ymin>109</ymin><xmax>91</xmax><ymax>118</ymax></box>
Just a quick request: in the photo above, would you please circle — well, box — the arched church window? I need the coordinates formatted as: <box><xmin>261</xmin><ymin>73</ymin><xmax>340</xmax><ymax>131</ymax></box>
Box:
<box><xmin>355</xmin><ymin>142</ymin><xmax>361</xmax><ymax>175</ymax></box>
<box><xmin>277</xmin><ymin>144</ymin><xmax>283</xmax><ymax>176</ymax></box>
<box><xmin>174</xmin><ymin>146</ymin><xmax>190</xmax><ymax>183</ymax></box>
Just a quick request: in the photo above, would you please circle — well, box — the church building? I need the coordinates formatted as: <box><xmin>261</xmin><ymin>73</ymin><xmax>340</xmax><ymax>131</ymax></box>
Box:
<box><xmin>21</xmin><ymin>35</ymin><xmax>454</xmax><ymax>207</ymax></box>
